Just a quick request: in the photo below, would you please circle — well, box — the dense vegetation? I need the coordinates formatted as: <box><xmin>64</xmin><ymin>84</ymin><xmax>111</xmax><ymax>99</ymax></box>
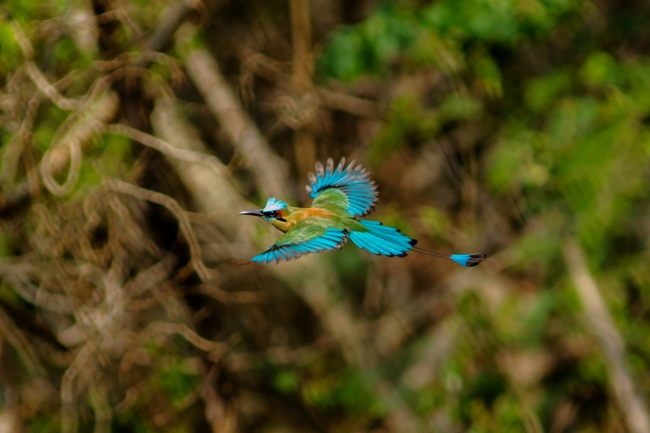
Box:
<box><xmin>1</xmin><ymin>0</ymin><xmax>649</xmax><ymax>432</ymax></box>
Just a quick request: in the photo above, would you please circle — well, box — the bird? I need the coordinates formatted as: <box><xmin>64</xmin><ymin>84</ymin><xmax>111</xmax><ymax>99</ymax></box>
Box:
<box><xmin>239</xmin><ymin>157</ymin><xmax>486</xmax><ymax>266</ymax></box>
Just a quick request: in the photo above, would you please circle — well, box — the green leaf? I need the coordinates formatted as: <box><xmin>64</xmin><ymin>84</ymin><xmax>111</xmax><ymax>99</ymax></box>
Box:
<box><xmin>580</xmin><ymin>51</ymin><xmax>620</xmax><ymax>88</ymax></box>
<box><xmin>525</xmin><ymin>70</ymin><xmax>572</xmax><ymax>113</ymax></box>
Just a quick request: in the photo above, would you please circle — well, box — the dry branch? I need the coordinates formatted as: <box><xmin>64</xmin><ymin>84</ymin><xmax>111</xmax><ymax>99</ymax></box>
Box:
<box><xmin>564</xmin><ymin>240</ymin><xmax>650</xmax><ymax>433</ymax></box>
<box><xmin>149</xmin><ymin>96</ymin><xmax>250</xmax><ymax>218</ymax></box>
<box><xmin>290</xmin><ymin>0</ymin><xmax>316</xmax><ymax>175</ymax></box>
<box><xmin>149</xmin><ymin>95</ymin><xmax>272</xmax><ymax>265</ymax></box>
<box><xmin>11</xmin><ymin>21</ymin><xmax>80</xmax><ymax>111</ymax></box>
<box><xmin>142</xmin><ymin>1</ymin><xmax>197</xmax><ymax>53</ymax></box>
<box><xmin>104</xmin><ymin>122</ymin><xmax>228</xmax><ymax>177</ymax></box>
<box><xmin>316</xmin><ymin>88</ymin><xmax>380</xmax><ymax>118</ymax></box>
<box><xmin>0</xmin><ymin>306</ymin><xmax>46</xmax><ymax>377</ymax></box>
<box><xmin>175</xmin><ymin>25</ymin><xmax>289</xmax><ymax>197</ymax></box>
<box><xmin>40</xmin><ymin>91</ymin><xmax>119</xmax><ymax>195</ymax></box>
<box><xmin>144</xmin><ymin>321</ymin><xmax>230</xmax><ymax>354</ymax></box>
<box><xmin>106</xmin><ymin>179</ymin><xmax>211</xmax><ymax>282</ymax></box>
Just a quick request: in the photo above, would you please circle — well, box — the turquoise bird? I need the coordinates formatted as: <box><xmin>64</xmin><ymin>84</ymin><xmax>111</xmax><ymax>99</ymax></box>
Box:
<box><xmin>240</xmin><ymin>158</ymin><xmax>486</xmax><ymax>266</ymax></box>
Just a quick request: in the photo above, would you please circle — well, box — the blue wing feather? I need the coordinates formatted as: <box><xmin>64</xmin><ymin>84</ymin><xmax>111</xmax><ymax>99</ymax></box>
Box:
<box><xmin>251</xmin><ymin>226</ymin><xmax>347</xmax><ymax>264</ymax></box>
<box><xmin>348</xmin><ymin>220</ymin><xmax>416</xmax><ymax>257</ymax></box>
<box><xmin>306</xmin><ymin>157</ymin><xmax>378</xmax><ymax>217</ymax></box>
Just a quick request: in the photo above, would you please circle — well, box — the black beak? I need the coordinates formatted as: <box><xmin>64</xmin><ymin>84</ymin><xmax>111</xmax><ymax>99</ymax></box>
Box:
<box><xmin>239</xmin><ymin>209</ymin><xmax>264</xmax><ymax>217</ymax></box>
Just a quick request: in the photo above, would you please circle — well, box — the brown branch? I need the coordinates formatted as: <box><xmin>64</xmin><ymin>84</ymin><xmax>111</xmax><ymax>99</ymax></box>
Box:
<box><xmin>40</xmin><ymin>140</ymin><xmax>82</xmax><ymax>196</ymax></box>
<box><xmin>11</xmin><ymin>21</ymin><xmax>80</xmax><ymax>111</ymax></box>
<box><xmin>290</xmin><ymin>0</ymin><xmax>316</xmax><ymax>175</ymax></box>
<box><xmin>106</xmin><ymin>179</ymin><xmax>211</xmax><ymax>282</ymax></box>
<box><xmin>144</xmin><ymin>321</ymin><xmax>231</xmax><ymax>354</ymax></box>
<box><xmin>40</xmin><ymin>91</ymin><xmax>119</xmax><ymax>195</ymax></box>
<box><xmin>175</xmin><ymin>25</ymin><xmax>289</xmax><ymax>197</ymax></box>
<box><xmin>316</xmin><ymin>87</ymin><xmax>380</xmax><ymax>118</ymax></box>
<box><xmin>149</xmin><ymin>97</ymin><xmax>246</xmax><ymax>206</ymax></box>
<box><xmin>104</xmin><ymin>123</ymin><xmax>228</xmax><ymax>178</ymax></box>
<box><xmin>88</xmin><ymin>386</ymin><xmax>112</xmax><ymax>433</ymax></box>
<box><xmin>564</xmin><ymin>240</ymin><xmax>650</xmax><ymax>433</ymax></box>
<box><xmin>0</xmin><ymin>94</ymin><xmax>40</xmax><ymax>188</ymax></box>
<box><xmin>61</xmin><ymin>342</ymin><xmax>97</xmax><ymax>433</ymax></box>
<box><xmin>194</xmin><ymin>283</ymin><xmax>266</xmax><ymax>304</ymax></box>
<box><xmin>202</xmin><ymin>365</ymin><xmax>238</xmax><ymax>433</ymax></box>
<box><xmin>0</xmin><ymin>306</ymin><xmax>46</xmax><ymax>378</ymax></box>
<box><xmin>142</xmin><ymin>1</ymin><xmax>198</xmax><ymax>53</ymax></box>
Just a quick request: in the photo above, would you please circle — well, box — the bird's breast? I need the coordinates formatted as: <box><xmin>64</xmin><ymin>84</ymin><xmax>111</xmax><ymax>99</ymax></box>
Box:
<box><xmin>271</xmin><ymin>207</ymin><xmax>336</xmax><ymax>233</ymax></box>
<box><xmin>302</xmin><ymin>208</ymin><xmax>335</xmax><ymax>218</ymax></box>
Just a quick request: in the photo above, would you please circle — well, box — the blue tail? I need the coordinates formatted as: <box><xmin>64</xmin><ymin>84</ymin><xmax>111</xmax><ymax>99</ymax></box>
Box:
<box><xmin>348</xmin><ymin>220</ymin><xmax>416</xmax><ymax>257</ymax></box>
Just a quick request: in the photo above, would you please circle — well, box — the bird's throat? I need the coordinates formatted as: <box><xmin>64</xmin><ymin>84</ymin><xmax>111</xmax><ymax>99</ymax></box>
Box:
<box><xmin>270</xmin><ymin>218</ymin><xmax>293</xmax><ymax>232</ymax></box>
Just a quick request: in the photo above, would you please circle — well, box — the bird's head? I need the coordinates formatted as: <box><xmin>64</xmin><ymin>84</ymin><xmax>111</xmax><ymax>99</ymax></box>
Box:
<box><xmin>239</xmin><ymin>197</ymin><xmax>289</xmax><ymax>223</ymax></box>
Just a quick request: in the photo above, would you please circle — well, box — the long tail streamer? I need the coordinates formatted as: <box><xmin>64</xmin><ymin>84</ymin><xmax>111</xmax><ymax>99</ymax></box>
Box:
<box><xmin>411</xmin><ymin>247</ymin><xmax>486</xmax><ymax>267</ymax></box>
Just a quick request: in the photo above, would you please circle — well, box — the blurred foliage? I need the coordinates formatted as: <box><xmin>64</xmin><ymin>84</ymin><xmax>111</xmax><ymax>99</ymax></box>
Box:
<box><xmin>1</xmin><ymin>0</ymin><xmax>650</xmax><ymax>432</ymax></box>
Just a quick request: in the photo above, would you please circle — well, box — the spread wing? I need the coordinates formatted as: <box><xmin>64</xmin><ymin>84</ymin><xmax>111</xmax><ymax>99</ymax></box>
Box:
<box><xmin>251</xmin><ymin>220</ymin><xmax>347</xmax><ymax>264</ymax></box>
<box><xmin>306</xmin><ymin>157</ymin><xmax>378</xmax><ymax>217</ymax></box>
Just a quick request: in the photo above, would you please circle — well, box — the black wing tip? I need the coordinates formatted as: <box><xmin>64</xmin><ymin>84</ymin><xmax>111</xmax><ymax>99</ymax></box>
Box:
<box><xmin>357</xmin><ymin>200</ymin><xmax>379</xmax><ymax>217</ymax></box>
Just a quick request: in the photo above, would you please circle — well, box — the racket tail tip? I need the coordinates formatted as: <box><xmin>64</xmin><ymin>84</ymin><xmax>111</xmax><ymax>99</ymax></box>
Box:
<box><xmin>451</xmin><ymin>253</ymin><xmax>487</xmax><ymax>267</ymax></box>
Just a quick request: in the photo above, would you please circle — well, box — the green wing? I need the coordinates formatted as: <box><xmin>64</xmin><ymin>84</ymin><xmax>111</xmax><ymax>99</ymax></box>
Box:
<box><xmin>251</xmin><ymin>219</ymin><xmax>347</xmax><ymax>264</ymax></box>
<box><xmin>310</xmin><ymin>188</ymin><xmax>350</xmax><ymax>211</ymax></box>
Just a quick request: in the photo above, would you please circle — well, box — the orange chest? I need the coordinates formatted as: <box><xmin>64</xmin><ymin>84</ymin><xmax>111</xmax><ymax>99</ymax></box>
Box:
<box><xmin>271</xmin><ymin>208</ymin><xmax>335</xmax><ymax>233</ymax></box>
<box><xmin>301</xmin><ymin>208</ymin><xmax>334</xmax><ymax>218</ymax></box>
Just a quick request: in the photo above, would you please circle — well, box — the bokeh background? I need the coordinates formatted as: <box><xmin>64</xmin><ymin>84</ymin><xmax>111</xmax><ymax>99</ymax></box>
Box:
<box><xmin>1</xmin><ymin>0</ymin><xmax>650</xmax><ymax>432</ymax></box>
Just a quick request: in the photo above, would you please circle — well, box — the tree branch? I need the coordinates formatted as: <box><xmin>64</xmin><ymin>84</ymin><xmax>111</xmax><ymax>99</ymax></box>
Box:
<box><xmin>175</xmin><ymin>25</ymin><xmax>289</xmax><ymax>197</ymax></box>
<box><xmin>564</xmin><ymin>240</ymin><xmax>650</xmax><ymax>433</ymax></box>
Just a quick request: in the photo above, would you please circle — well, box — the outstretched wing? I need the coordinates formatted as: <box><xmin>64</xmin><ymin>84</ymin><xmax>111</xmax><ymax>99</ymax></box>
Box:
<box><xmin>306</xmin><ymin>157</ymin><xmax>378</xmax><ymax>217</ymax></box>
<box><xmin>251</xmin><ymin>220</ymin><xmax>347</xmax><ymax>264</ymax></box>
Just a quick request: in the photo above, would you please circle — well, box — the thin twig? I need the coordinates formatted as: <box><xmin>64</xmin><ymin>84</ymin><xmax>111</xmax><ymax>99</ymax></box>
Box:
<box><xmin>11</xmin><ymin>21</ymin><xmax>80</xmax><ymax>111</ymax></box>
<box><xmin>144</xmin><ymin>321</ymin><xmax>231</xmax><ymax>354</ymax></box>
<box><xmin>88</xmin><ymin>385</ymin><xmax>112</xmax><ymax>433</ymax></box>
<box><xmin>142</xmin><ymin>1</ymin><xmax>197</xmax><ymax>53</ymax></box>
<box><xmin>0</xmin><ymin>306</ymin><xmax>46</xmax><ymax>377</ymax></box>
<box><xmin>0</xmin><ymin>94</ymin><xmax>40</xmax><ymax>188</ymax></box>
<box><xmin>40</xmin><ymin>140</ymin><xmax>82</xmax><ymax>196</ymax></box>
<box><xmin>564</xmin><ymin>240</ymin><xmax>650</xmax><ymax>433</ymax></box>
<box><xmin>39</xmin><ymin>91</ymin><xmax>119</xmax><ymax>195</ymax></box>
<box><xmin>194</xmin><ymin>283</ymin><xmax>266</xmax><ymax>304</ymax></box>
<box><xmin>104</xmin><ymin>123</ymin><xmax>228</xmax><ymax>178</ymax></box>
<box><xmin>316</xmin><ymin>88</ymin><xmax>380</xmax><ymax>118</ymax></box>
<box><xmin>61</xmin><ymin>342</ymin><xmax>97</xmax><ymax>433</ymax></box>
<box><xmin>106</xmin><ymin>179</ymin><xmax>211</xmax><ymax>282</ymax></box>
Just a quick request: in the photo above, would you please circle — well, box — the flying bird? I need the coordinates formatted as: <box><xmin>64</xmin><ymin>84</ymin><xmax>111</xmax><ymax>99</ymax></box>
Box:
<box><xmin>240</xmin><ymin>158</ymin><xmax>486</xmax><ymax>266</ymax></box>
